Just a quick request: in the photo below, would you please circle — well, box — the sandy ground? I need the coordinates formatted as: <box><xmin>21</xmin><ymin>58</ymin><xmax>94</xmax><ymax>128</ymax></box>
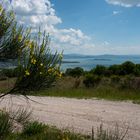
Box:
<box><xmin>0</xmin><ymin>95</ymin><xmax>140</xmax><ymax>140</ymax></box>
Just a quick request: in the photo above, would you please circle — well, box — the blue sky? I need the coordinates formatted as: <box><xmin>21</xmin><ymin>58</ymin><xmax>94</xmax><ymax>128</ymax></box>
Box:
<box><xmin>52</xmin><ymin>0</ymin><xmax>140</xmax><ymax>49</ymax></box>
<box><xmin>2</xmin><ymin>0</ymin><xmax>140</xmax><ymax>55</ymax></box>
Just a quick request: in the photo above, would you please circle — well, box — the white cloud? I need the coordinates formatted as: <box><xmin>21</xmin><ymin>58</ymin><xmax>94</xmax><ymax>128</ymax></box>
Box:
<box><xmin>113</xmin><ymin>11</ymin><xmax>121</xmax><ymax>15</ymax></box>
<box><xmin>5</xmin><ymin>0</ymin><xmax>90</xmax><ymax>51</ymax></box>
<box><xmin>1</xmin><ymin>0</ymin><xmax>139</xmax><ymax>55</ymax></box>
<box><xmin>106</xmin><ymin>0</ymin><xmax>140</xmax><ymax>7</ymax></box>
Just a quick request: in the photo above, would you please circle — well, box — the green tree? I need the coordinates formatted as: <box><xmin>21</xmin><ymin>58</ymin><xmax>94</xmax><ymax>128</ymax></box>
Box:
<box><xmin>0</xmin><ymin>4</ymin><xmax>63</xmax><ymax>97</ymax></box>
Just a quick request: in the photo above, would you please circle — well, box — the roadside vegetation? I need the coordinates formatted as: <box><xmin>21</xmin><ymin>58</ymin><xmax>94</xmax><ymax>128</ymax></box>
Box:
<box><xmin>1</xmin><ymin>62</ymin><xmax>140</xmax><ymax>102</ymax></box>
<box><xmin>0</xmin><ymin>109</ymin><xmax>127</xmax><ymax>140</ymax></box>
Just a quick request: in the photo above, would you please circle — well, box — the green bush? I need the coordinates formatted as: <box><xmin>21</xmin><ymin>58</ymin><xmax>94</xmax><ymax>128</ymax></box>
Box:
<box><xmin>83</xmin><ymin>74</ymin><xmax>101</xmax><ymax>88</ymax></box>
<box><xmin>22</xmin><ymin>121</ymin><xmax>46</xmax><ymax>136</ymax></box>
<box><xmin>0</xmin><ymin>111</ymin><xmax>12</xmax><ymax>139</ymax></box>
<box><xmin>134</xmin><ymin>64</ymin><xmax>140</xmax><ymax>76</ymax></box>
<box><xmin>13</xmin><ymin>33</ymin><xmax>63</xmax><ymax>93</ymax></box>
<box><xmin>65</xmin><ymin>67</ymin><xmax>84</xmax><ymax>77</ymax></box>
<box><xmin>0</xmin><ymin>68</ymin><xmax>19</xmax><ymax>78</ymax></box>
<box><xmin>0</xmin><ymin>4</ymin><xmax>63</xmax><ymax>95</ymax></box>
<box><xmin>94</xmin><ymin>124</ymin><xmax>127</xmax><ymax>140</ymax></box>
<box><xmin>119</xmin><ymin>75</ymin><xmax>135</xmax><ymax>89</ymax></box>
<box><xmin>110</xmin><ymin>75</ymin><xmax>121</xmax><ymax>84</ymax></box>
<box><xmin>119</xmin><ymin>61</ymin><xmax>135</xmax><ymax>75</ymax></box>
<box><xmin>91</xmin><ymin>65</ymin><xmax>106</xmax><ymax>76</ymax></box>
<box><xmin>108</xmin><ymin>65</ymin><xmax>121</xmax><ymax>75</ymax></box>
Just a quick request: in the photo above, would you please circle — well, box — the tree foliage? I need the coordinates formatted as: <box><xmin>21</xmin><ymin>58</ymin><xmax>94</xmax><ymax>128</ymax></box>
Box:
<box><xmin>0</xmin><ymin>4</ymin><xmax>63</xmax><ymax>96</ymax></box>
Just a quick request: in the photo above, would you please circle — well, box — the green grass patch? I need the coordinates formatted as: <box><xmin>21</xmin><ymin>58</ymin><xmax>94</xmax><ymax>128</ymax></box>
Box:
<box><xmin>7</xmin><ymin>122</ymin><xmax>90</xmax><ymax>140</ymax></box>
<box><xmin>31</xmin><ymin>85</ymin><xmax>140</xmax><ymax>101</ymax></box>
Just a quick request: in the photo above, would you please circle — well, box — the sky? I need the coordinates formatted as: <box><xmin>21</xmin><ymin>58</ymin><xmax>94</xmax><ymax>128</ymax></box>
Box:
<box><xmin>2</xmin><ymin>0</ymin><xmax>140</xmax><ymax>55</ymax></box>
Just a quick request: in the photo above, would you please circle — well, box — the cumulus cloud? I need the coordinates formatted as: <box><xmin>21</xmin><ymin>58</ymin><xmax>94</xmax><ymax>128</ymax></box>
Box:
<box><xmin>106</xmin><ymin>0</ymin><xmax>140</xmax><ymax>7</ymax></box>
<box><xmin>3</xmin><ymin>0</ymin><xmax>90</xmax><ymax>52</ymax></box>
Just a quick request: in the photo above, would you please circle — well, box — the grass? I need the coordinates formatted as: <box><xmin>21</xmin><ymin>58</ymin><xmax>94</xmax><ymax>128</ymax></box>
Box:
<box><xmin>1</xmin><ymin>77</ymin><xmax>140</xmax><ymax>102</ymax></box>
<box><xmin>32</xmin><ymin>86</ymin><xmax>140</xmax><ymax>101</ymax></box>
<box><xmin>0</xmin><ymin>111</ymin><xmax>128</xmax><ymax>140</ymax></box>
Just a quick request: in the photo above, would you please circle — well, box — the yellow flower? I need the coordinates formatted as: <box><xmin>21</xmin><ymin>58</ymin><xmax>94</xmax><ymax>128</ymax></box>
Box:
<box><xmin>48</xmin><ymin>68</ymin><xmax>53</xmax><ymax>73</ymax></box>
<box><xmin>31</xmin><ymin>59</ymin><xmax>37</xmax><ymax>64</ymax></box>
<box><xmin>18</xmin><ymin>35</ymin><xmax>22</xmax><ymax>42</ymax></box>
<box><xmin>25</xmin><ymin>70</ymin><xmax>30</xmax><ymax>76</ymax></box>
<box><xmin>0</xmin><ymin>5</ymin><xmax>3</xmax><ymax>12</ymax></box>
<box><xmin>25</xmin><ymin>40</ymin><xmax>33</xmax><ymax>49</ymax></box>
<box><xmin>29</xmin><ymin>42</ymin><xmax>33</xmax><ymax>49</ymax></box>
<box><xmin>40</xmin><ymin>72</ymin><xmax>42</xmax><ymax>75</ymax></box>
<box><xmin>40</xmin><ymin>63</ymin><xmax>43</xmax><ymax>67</ymax></box>
<box><xmin>58</xmin><ymin>72</ymin><xmax>62</xmax><ymax>78</ymax></box>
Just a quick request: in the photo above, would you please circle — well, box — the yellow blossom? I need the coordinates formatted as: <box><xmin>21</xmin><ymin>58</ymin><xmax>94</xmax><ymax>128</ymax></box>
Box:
<box><xmin>31</xmin><ymin>59</ymin><xmax>37</xmax><ymax>64</ymax></box>
<box><xmin>25</xmin><ymin>70</ymin><xmax>30</xmax><ymax>76</ymax></box>
<box><xmin>25</xmin><ymin>40</ymin><xmax>33</xmax><ymax>49</ymax></box>
<box><xmin>40</xmin><ymin>63</ymin><xmax>43</xmax><ymax>67</ymax></box>
<box><xmin>40</xmin><ymin>72</ymin><xmax>42</xmax><ymax>75</ymax></box>
<box><xmin>29</xmin><ymin>42</ymin><xmax>33</xmax><ymax>49</ymax></box>
<box><xmin>59</xmin><ymin>72</ymin><xmax>63</xmax><ymax>78</ymax></box>
<box><xmin>18</xmin><ymin>35</ymin><xmax>22</xmax><ymax>42</ymax></box>
<box><xmin>48</xmin><ymin>68</ymin><xmax>53</xmax><ymax>73</ymax></box>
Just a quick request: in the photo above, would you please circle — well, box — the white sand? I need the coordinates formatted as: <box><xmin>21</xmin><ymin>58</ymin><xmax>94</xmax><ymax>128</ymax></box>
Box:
<box><xmin>0</xmin><ymin>95</ymin><xmax>140</xmax><ymax>139</ymax></box>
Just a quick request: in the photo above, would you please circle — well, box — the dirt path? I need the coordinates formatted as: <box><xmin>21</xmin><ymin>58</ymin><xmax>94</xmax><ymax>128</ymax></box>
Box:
<box><xmin>0</xmin><ymin>95</ymin><xmax>140</xmax><ymax>139</ymax></box>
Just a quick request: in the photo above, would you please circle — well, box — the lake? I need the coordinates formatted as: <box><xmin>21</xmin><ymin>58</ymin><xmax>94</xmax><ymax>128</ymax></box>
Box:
<box><xmin>62</xmin><ymin>54</ymin><xmax>140</xmax><ymax>71</ymax></box>
<box><xmin>1</xmin><ymin>55</ymin><xmax>140</xmax><ymax>71</ymax></box>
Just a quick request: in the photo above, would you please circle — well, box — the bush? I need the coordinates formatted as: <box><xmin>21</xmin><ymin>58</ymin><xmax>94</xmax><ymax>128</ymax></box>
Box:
<box><xmin>134</xmin><ymin>64</ymin><xmax>140</xmax><ymax>76</ymax></box>
<box><xmin>119</xmin><ymin>61</ymin><xmax>135</xmax><ymax>75</ymax></box>
<box><xmin>13</xmin><ymin>33</ymin><xmax>63</xmax><ymax>93</ymax></box>
<box><xmin>119</xmin><ymin>75</ymin><xmax>135</xmax><ymax>89</ymax></box>
<box><xmin>0</xmin><ymin>111</ymin><xmax>12</xmax><ymax>139</ymax></box>
<box><xmin>0</xmin><ymin>68</ymin><xmax>19</xmax><ymax>78</ymax></box>
<box><xmin>0</xmin><ymin>4</ymin><xmax>63</xmax><ymax>95</ymax></box>
<box><xmin>110</xmin><ymin>75</ymin><xmax>121</xmax><ymax>84</ymax></box>
<box><xmin>108</xmin><ymin>65</ymin><xmax>121</xmax><ymax>75</ymax></box>
<box><xmin>22</xmin><ymin>121</ymin><xmax>46</xmax><ymax>136</ymax></box>
<box><xmin>93</xmin><ymin>124</ymin><xmax>128</xmax><ymax>140</ymax></box>
<box><xmin>65</xmin><ymin>67</ymin><xmax>84</xmax><ymax>77</ymax></box>
<box><xmin>91</xmin><ymin>65</ymin><xmax>106</xmax><ymax>76</ymax></box>
<box><xmin>83</xmin><ymin>74</ymin><xmax>101</xmax><ymax>88</ymax></box>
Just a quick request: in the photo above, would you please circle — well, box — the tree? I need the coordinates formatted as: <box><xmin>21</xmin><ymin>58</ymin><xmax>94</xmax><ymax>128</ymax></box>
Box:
<box><xmin>0</xmin><ymin>4</ymin><xmax>63</xmax><ymax>97</ymax></box>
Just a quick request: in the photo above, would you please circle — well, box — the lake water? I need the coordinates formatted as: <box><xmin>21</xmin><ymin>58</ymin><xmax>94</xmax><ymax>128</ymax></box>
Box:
<box><xmin>1</xmin><ymin>55</ymin><xmax>140</xmax><ymax>71</ymax></box>
<box><xmin>62</xmin><ymin>55</ymin><xmax>140</xmax><ymax>71</ymax></box>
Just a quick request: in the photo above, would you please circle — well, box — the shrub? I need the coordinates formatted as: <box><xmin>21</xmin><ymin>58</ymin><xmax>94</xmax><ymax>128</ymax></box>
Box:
<box><xmin>65</xmin><ymin>67</ymin><xmax>84</xmax><ymax>77</ymax></box>
<box><xmin>0</xmin><ymin>4</ymin><xmax>63</xmax><ymax>95</ymax></box>
<box><xmin>108</xmin><ymin>65</ymin><xmax>121</xmax><ymax>75</ymax></box>
<box><xmin>91</xmin><ymin>65</ymin><xmax>106</xmax><ymax>76</ymax></box>
<box><xmin>12</xmin><ymin>33</ymin><xmax>63</xmax><ymax>93</ymax></box>
<box><xmin>119</xmin><ymin>61</ymin><xmax>135</xmax><ymax>75</ymax></box>
<box><xmin>10</xmin><ymin>107</ymin><xmax>32</xmax><ymax>125</ymax></box>
<box><xmin>0</xmin><ymin>4</ymin><xmax>31</xmax><ymax>60</ymax></box>
<box><xmin>22</xmin><ymin>121</ymin><xmax>46</xmax><ymax>136</ymax></box>
<box><xmin>110</xmin><ymin>75</ymin><xmax>121</xmax><ymax>84</ymax></box>
<box><xmin>119</xmin><ymin>75</ymin><xmax>135</xmax><ymax>89</ymax></box>
<box><xmin>134</xmin><ymin>64</ymin><xmax>140</xmax><ymax>76</ymax></box>
<box><xmin>83</xmin><ymin>74</ymin><xmax>101</xmax><ymax>88</ymax></box>
<box><xmin>0</xmin><ymin>68</ymin><xmax>19</xmax><ymax>78</ymax></box>
<box><xmin>0</xmin><ymin>111</ymin><xmax>12</xmax><ymax>139</ymax></box>
<box><xmin>93</xmin><ymin>124</ymin><xmax>128</xmax><ymax>140</ymax></box>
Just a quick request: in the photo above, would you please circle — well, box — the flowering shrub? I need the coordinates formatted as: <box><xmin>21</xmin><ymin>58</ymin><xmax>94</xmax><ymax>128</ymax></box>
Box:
<box><xmin>0</xmin><ymin>4</ymin><xmax>63</xmax><ymax>95</ymax></box>
<box><xmin>0</xmin><ymin>4</ymin><xmax>31</xmax><ymax>60</ymax></box>
<box><xmin>14</xmin><ymin>32</ymin><xmax>63</xmax><ymax>92</ymax></box>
